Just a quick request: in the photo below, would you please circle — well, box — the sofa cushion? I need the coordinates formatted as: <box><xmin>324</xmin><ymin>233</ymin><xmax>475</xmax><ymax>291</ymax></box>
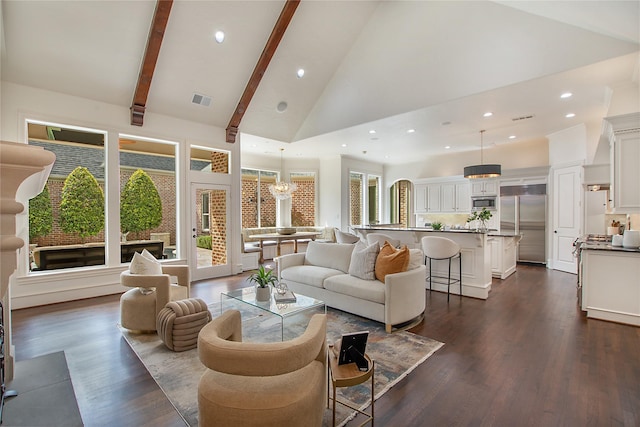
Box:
<box><xmin>334</xmin><ymin>228</ymin><xmax>360</xmax><ymax>244</ymax></box>
<box><xmin>375</xmin><ymin>242</ymin><xmax>409</xmax><ymax>282</ymax></box>
<box><xmin>408</xmin><ymin>248</ymin><xmax>424</xmax><ymax>270</ymax></box>
<box><xmin>304</xmin><ymin>241</ymin><xmax>354</xmax><ymax>273</ymax></box>
<box><xmin>280</xmin><ymin>265</ymin><xmax>343</xmax><ymax>288</ymax></box>
<box><xmin>323</xmin><ymin>274</ymin><xmax>386</xmax><ymax>304</ymax></box>
<box><xmin>348</xmin><ymin>241</ymin><xmax>379</xmax><ymax>280</ymax></box>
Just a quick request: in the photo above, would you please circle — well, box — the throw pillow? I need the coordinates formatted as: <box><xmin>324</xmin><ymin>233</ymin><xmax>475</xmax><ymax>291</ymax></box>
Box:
<box><xmin>407</xmin><ymin>248</ymin><xmax>424</xmax><ymax>270</ymax></box>
<box><xmin>375</xmin><ymin>241</ymin><xmax>410</xmax><ymax>282</ymax></box>
<box><xmin>130</xmin><ymin>251</ymin><xmax>163</xmax><ymax>275</ymax></box>
<box><xmin>334</xmin><ymin>228</ymin><xmax>360</xmax><ymax>244</ymax></box>
<box><xmin>348</xmin><ymin>241</ymin><xmax>380</xmax><ymax>280</ymax></box>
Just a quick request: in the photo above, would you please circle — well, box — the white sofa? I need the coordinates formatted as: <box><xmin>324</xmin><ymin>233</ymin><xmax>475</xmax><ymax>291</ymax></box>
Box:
<box><xmin>276</xmin><ymin>241</ymin><xmax>426</xmax><ymax>333</ymax></box>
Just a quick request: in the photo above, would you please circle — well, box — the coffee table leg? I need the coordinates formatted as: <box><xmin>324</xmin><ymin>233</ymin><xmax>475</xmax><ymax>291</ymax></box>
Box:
<box><xmin>371</xmin><ymin>360</ymin><xmax>375</xmax><ymax>426</ymax></box>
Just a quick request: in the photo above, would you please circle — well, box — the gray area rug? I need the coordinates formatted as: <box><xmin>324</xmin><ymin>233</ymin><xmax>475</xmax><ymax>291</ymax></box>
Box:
<box><xmin>3</xmin><ymin>351</ymin><xmax>83</xmax><ymax>426</ymax></box>
<box><xmin>121</xmin><ymin>304</ymin><xmax>443</xmax><ymax>426</ymax></box>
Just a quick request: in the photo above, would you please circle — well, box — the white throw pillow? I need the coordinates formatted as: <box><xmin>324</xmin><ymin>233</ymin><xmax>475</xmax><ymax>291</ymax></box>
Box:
<box><xmin>348</xmin><ymin>241</ymin><xmax>380</xmax><ymax>280</ymax></box>
<box><xmin>130</xmin><ymin>251</ymin><xmax>163</xmax><ymax>275</ymax></box>
<box><xmin>334</xmin><ymin>228</ymin><xmax>360</xmax><ymax>244</ymax></box>
<box><xmin>140</xmin><ymin>248</ymin><xmax>158</xmax><ymax>262</ymax></box>
<box><xmin>407</xmin><ymin>248</ymin><xmax>424</xmax><ymax>270</ymax></box>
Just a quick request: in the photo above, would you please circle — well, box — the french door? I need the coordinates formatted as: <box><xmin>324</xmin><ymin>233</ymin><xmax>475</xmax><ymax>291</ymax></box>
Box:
<box><xmin>190</xmin><ymin>183</ymin><xmax>231</xmax><ymax>280</ymax></box>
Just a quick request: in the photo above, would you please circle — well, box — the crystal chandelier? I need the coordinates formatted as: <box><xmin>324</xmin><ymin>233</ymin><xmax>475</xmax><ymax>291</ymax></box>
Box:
<box><xmin>269</xmin><ymin>148</ymin><xmax>297</xmax><ymax>200</ymax></box>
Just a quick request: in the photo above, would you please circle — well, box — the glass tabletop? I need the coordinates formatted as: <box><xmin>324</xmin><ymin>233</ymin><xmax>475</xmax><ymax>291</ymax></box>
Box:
<box><xmin>221</xmin><ymin>287</ymin><xmax>325</xmax><ymax>319</ymax></box>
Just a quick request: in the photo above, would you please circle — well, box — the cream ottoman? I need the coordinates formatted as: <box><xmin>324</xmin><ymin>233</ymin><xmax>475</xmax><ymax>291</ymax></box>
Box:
<box><xmin>157</xmin><ymin>298</ymin><xmax>211</xmax><ymax>351</ymax></box>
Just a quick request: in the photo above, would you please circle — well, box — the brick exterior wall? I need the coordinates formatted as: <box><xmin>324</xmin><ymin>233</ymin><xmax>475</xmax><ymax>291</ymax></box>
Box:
<box><xmin>350</xmin><ymin>175</ymin><xmax>362</xmax><ymax>225</ymax></box>
<box><xmin>32</xmin><ymin>169</ymin><xmax>177</xmax><ymax>247</ymax></box>
<box><xmin>241</xmin><ymin>172</ymin><xmax>277</xmax><ymax>228</ymax></box>
<box><xmin>210</xmin><ymin>151</ymin><xmax>229</xmax><ymax>174</ymax></box>
<box><xmin>291</xmin><ymin>175</ymin><xmax>315</xmax><ymax>226</ymax></box>
<box><xmin>209</xmin><ymin>189</ymin><xmax>227</xmax><ymax>265</ymax></box>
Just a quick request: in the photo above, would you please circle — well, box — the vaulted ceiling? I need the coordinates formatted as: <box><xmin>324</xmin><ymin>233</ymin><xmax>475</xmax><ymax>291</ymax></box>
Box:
<box><xmin>1</xmin><ymin>0</ymin><xmax>638</xmax><ymax>164</ymax></box>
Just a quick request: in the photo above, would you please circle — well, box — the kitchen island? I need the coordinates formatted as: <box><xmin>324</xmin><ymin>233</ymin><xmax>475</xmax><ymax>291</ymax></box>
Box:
<box><xmin>353</xmin><ymin>226</ymin><xmax>519</xmax><ymax>299</ymax></box>
<box><xmin>580</xmin><ymin>242</ymin><xmax>640</xmax><ymax>326</ymax></box>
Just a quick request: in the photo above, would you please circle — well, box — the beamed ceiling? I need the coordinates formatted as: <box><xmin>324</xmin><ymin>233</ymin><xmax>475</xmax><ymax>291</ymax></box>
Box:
<box><xmin>1</xmin><ymin>0</ymin><xmax>639</xmax><ymax>165</ymax></box>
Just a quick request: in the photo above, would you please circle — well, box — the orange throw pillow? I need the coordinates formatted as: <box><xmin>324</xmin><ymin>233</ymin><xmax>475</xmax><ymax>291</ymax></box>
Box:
<box><xmin>374</xmin><ymin>241</ymin><xmax>410</xmax><ymax>282</ymax></box>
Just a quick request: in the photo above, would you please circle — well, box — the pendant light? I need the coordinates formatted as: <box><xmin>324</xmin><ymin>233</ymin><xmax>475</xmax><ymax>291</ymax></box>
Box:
<box><xmin>269</xmin><ymin>148</ymin><xmax>297</xmax><ymax>199</ymax></box>
<box><xmin>464</xmin><ymin>130</ymin><xmax>501</xmax><ymax>179</ymax></box>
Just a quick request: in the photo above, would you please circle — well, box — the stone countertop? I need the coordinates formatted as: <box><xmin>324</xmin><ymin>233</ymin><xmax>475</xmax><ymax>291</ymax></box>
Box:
<box><xmin>580</xmin><ymin>242</ymin><xmax>640</xmax><ymax>253</ymax></box>
<box><xmin>353</xmin><ymin>226</ymin><xmax>512</xmax><ymax>235</ymax></box>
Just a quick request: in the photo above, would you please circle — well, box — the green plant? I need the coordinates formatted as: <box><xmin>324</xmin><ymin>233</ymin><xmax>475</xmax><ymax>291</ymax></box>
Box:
<box><xmin>247</xmin><ymin>265</ymin><xmax>278</xmax><ymax>288</ymax></box>
<box><xmin>196</xmin><ymin>235</ymin><xmax>212</xmax><ymax>250</ymax></box>
<box><xmin>59</xmin><ymin>167</ymin><xmax>105</xmax><ymax>239</ymax></box>
<box><xmin>431</xmin><ymin>221</ymin><xmax>443</xmax><ymax>230</ymax></box>
<box><xmin>29</xmin><ymin>184</ymin><xmax>53</xmax><ymax>241</ymax></box>
<box><xmin>467</xmin><ymin>208</ymin><xmax>493</xmax><ymax>229</ymax></box>
<box><xmin>121</xmin><ymin>169</ymin><xmax>163</xmax><ymax>239</ymax></box>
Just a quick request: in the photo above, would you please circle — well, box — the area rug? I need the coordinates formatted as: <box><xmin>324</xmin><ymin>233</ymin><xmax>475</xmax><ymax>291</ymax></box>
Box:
<box><xmin>121</xmin><ymin>305</ymin><xmax>443</xmax><ymax>426</ymax></box>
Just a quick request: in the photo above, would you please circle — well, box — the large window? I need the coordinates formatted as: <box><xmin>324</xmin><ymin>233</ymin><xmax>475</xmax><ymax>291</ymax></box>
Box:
<box><xmin>27</xmin><ymin>121</ymin><xmax>107</xmax><ymax>271</ymax></box>
<box><xmin>290</xmin><ymin>172</ymin><xmax>316</xmax><ymax>226</ymax></box>
<box><xmin>241</xmin><ymin>169</ymin><xmax>277</xmax><ymax>228</ymax></box>
<box><xmin>26</xmin><ymin>121</ymin><xmax>179</xmax><ymax>272</ymax></box>
<box><xmin>349</xmin><ymin>171</ymin><xmax>381</xmax><ymax>226</ymax></box>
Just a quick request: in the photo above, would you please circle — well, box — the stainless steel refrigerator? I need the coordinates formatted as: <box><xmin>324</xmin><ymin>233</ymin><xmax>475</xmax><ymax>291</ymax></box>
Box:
<box><xmin>500</xmin><ymin>184</ymin><xmax>546</xmax><ymax>264</ymax></box>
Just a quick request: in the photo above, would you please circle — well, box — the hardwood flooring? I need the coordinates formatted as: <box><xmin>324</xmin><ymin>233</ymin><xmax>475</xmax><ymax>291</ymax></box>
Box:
<box><xmin>10</xmin><ymin>265</ymin><xmax>640</xmax><ymax>426</ymax></box>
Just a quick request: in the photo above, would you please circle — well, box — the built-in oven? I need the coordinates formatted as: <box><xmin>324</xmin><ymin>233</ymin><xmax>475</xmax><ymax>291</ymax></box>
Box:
<box><xmin>471</xmin><ymin>196</ymin><xmax>497</xmax><ymax>211</ymax></box>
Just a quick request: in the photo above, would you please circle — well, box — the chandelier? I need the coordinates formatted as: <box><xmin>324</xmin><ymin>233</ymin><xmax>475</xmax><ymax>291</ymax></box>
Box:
<box><xmin>464</xmin><ymin>130</ymin><xmax>501</xmax><ymax>179</ymax></box>
<box><xmin>269</xmin><ymin>148</ymin><xmax>297</xmax><ymax>200</ymax></box>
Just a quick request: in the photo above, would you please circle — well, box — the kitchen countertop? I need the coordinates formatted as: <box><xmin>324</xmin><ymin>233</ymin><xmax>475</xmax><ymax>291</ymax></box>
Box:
<box><xmin>580</xmin><ymin>242</ymin><xmax>640</xmax><ymax>253</ymax></box>
<box><xmin>353</xmin><ymin>226</ymin><xmax>520</xmax><ymax>238</ymax></box>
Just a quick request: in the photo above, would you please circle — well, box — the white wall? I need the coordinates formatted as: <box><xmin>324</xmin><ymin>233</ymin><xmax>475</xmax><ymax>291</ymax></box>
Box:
<box><xmin>385</xmin><ymin>137</ymin><xmax>550</xmax><ymax>185</ymax></box>
<box><xmin>548</xmin><ymin>124</ymin><xmax>587</xmax><ymax>166</ymax></box>
<box><xmin>318</xmin><ymin>156</ymin><xmax>342</xmax><ymax>229</ymax></box>
<box><xmin>1</xmin><ymin>82</ymin><xmax>240</xmax><ymax>308</ymax></box>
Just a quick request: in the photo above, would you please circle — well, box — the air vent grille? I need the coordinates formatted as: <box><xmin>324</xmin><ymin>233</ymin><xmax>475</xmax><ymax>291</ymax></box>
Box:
<box><xmin>192</xmin><ymin>93</ymin><xmax>212</xmax><ymax>107</ymax></box>
<box><xmin>512</xmin><ymin>114</ymin><xmax>535</xmax><ymax>122</ymax></box>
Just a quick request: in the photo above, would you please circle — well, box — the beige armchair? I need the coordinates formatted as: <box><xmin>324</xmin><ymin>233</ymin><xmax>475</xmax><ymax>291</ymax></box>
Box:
<box><xmin>197</xmin><ymin>310</ymin><xmax>327</xmax><ymax>427</ymax></box>
<box><xmin>119</xmin><ymin>265</ymin><xmax>190</xmax><ymax>332</ymax></box>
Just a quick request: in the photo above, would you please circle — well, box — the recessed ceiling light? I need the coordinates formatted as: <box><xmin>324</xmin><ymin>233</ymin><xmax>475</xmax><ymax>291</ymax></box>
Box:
<box><xmin>341</xmin><ymin>143</ymin><xmax>347</xmax><ymax>147</ymax></box>
<box><xmin>276</xmin><ymin>101</ymin><xmax>288</xmax><ymax>112</ymax></box>
<box><xmin>560</xmin><ymin>92</ymin><xmax>572</xmax><ymax>99</ymax></box>
<box><xmin>509</xmin><ymin>135</ymin><xmax>516</xmax><ymax>139</ymax></box>
<box><xmin>442</xmin><ymin>121</ymin><xmax>451</xmax><ymax>126</ymax></box>
<box><xmin>407</xmin><ymin>129</ymin><xmax>415</xmax><ymax>133</ymax></box>
<box><xmin>296</xmin><ymin>68</ymin><xmax>305</xmax><ymax>78</ymax></box>
<box><xmin>369</xmin><ymin>130</ymin><xmax>376</xmax><ymax>134</ymax></box>
<box><xmin>445</xmin><ymin>146</ymin><xmax>451</xmax><ymax>149</ymax></box>
<box><xmin>214</xmin><ymin>31</ymin><xmax>225</xmax><ymax>43</ymax></box>
<box><xmin>483</xmin><ymin>112</ymin><xmax>493</xmax><ymax>117</ymax></box>
<box><xmin>565</xmin><ymin>113</ymin><xmax>576</xmax><ymax>118</ymax></box>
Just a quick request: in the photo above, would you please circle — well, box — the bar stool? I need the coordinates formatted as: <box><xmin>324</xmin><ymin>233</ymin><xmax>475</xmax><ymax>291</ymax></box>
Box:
<box><xmin>421</xmin><ymin>236</ymin><xmax>462</xmax><ymax>301</ymax></box>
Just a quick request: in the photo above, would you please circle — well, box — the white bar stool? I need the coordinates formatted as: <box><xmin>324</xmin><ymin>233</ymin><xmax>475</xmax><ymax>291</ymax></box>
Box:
<box><xmin>421</xmin><ymin>236</ymin><xmax>462</xmax><ymax>301</ymax></box>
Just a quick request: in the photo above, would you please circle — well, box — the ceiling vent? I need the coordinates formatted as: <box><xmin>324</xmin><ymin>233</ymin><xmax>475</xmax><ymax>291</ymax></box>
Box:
<box><xmin>192</xmin><ymin>93</ymin><xmax>212</xmax><ymax>107</ymax></box>
<box><xmin>511</xmin><ymin>114</ymin><xmax>535</xmax><ymax>122</ymax></box>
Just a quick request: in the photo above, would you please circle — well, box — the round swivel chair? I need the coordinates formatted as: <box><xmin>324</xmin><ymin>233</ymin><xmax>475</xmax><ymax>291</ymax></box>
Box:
<box><xmin>421</xmin><ymin>236</ymin><xmax>462</xmax><ymax>301</ymax></box>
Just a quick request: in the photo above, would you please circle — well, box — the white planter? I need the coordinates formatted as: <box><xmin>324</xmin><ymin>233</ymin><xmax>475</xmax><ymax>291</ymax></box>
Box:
<box><xmin>255</xmin><ymin>286</ymin><xmax>271</xmax><ymax>302</ymax></box>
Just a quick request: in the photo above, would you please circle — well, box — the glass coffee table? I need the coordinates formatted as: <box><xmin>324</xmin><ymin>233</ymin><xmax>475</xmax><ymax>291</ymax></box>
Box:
<box><xmin>220</xmin><ymin>287</ymin><xmax>326</xmax><ymax>341</ymax></box>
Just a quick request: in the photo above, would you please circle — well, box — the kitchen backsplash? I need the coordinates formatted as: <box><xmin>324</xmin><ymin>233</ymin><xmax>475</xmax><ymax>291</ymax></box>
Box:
<box><xmin>417</xmin><ymin>213</ymin><xmax>473</xmax><ymax>228</ymax></box>
<box><xmin>604</xmin><ymin>213</ymin><xmax>640</xmax><ymax>233</ymax></box>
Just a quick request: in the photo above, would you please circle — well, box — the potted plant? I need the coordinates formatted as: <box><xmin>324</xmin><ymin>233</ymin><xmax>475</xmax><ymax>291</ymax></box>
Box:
<box><xmin>467</xmin><ymin>208</ymin><xmax>493</xmax><ymax>231</ymax></box>
<box><xmin>431</xmin><ymin>221</ymin><xmax>443</xmax><ymax>231</ymax></box>
<box><xmin>248</xmin><ymin>265</ymin><xmax>278</xmax><ymax>301</ymax></box>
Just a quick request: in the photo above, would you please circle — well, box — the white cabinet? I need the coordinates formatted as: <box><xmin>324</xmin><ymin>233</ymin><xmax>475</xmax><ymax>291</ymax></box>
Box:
<box><xmin>415</xmin><ymin>184</ymin><xmax>428</xmax><ymax>213</ymax></box>
<box><xmin>604</xmin><ymin>113</ymin><xmax>640</xmax><ymax>213</ymax></box>
<box><xmin>470</xmin><ymin>179</ymin><xmax>498</xmax><ymax>196</ymax></box>
<box><xmin>456</xmin><ymin>182</ymin><xmax>471</xmax><ymax>212</ymax></box>
<box><xmin>488</xmin><ymin>235</ymin><xmax>518</xmax><ymax>279</ymax></box>
<box><xmin>427</xmin><ymin>184</ymin><xmax>441</xmax><ymax>212</ymax></box>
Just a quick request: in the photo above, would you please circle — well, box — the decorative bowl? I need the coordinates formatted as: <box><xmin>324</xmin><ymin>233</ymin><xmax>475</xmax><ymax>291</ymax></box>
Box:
<box><xmin>276</xmin><ymin>227</ymin><xmax>296</xmax><ymax>235</ymax></box>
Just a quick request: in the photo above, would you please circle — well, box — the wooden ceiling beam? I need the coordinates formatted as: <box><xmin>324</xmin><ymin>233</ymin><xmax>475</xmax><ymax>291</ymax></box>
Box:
<box><xmin>130</xmin><ymin>0</ymin><xmax>173</xmax><ymax>126</ymax></box>
<box><xmin>226</xmin><ymin>0</ymin><xmax>300</xmax><ymax>143</ymax></box>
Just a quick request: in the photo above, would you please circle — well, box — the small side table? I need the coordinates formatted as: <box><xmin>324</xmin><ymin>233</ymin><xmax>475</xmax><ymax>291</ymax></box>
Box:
<box><xmin>327</xmin><ymin>346</ymin><xmax>374</xmax><ymax>426</ymax></box>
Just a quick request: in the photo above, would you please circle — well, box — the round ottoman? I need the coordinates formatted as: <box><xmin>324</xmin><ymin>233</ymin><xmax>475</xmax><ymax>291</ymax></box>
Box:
<box><xmin>157</xmin><ymin>298</ymin><xmax>211</xmax><ymax>351</ymax></box>
<box><xmin>120</xmin><ymin>288</ymin><xmax>157</xmax><ymax>332</ymax></box>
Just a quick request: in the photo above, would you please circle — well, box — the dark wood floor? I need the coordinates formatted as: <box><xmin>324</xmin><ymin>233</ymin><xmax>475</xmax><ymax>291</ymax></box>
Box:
<box><xmin>10</xmin><ymin>265</ymin><xmax>640</xmax><ymax>426</ymax></box>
